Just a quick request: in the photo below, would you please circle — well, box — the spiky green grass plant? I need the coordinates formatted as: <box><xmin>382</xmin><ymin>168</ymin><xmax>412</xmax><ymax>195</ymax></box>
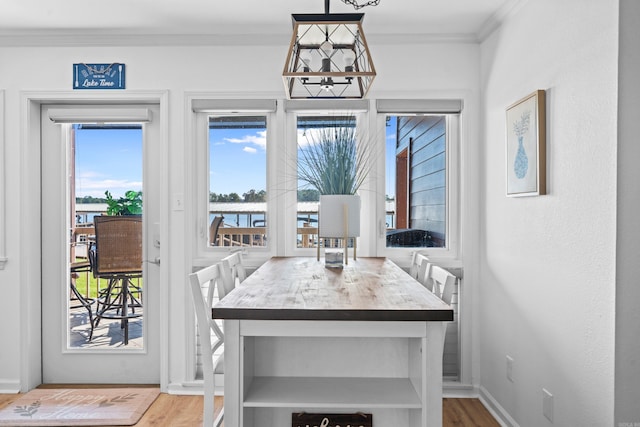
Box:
<box><xmin>297</xmin><ymin>116</ymin><xmax>372</xmax><ymax>195</ymax></box>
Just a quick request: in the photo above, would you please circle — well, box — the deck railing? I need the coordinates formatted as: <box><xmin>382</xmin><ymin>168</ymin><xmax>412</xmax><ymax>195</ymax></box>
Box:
<box><xmin>212</xmin><ymin>226</ymin><xmax>323</xmax><ymax>248</ymax></box>
<box><xmin>76</xmin><ymin>202</ymin><xmax>397</xmax><ymax>249</ymax></box>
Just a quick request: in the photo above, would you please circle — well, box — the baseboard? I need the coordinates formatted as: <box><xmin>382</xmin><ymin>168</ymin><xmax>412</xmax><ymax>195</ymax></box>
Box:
<box><xmin>478</xmin><ymin>386</ymin><xmax>520</xmax><ymax>427</ymax></box>
<box><xmin>167</xmin><ymin>376</ymin><xmax>224</xmax><ymax>396</ymax></box>
<box><xmin>0</xmin><ymin>380</ymin><xmax>21</xmax><ymax>394</ymax></box>
<box><xmin>443</xmin><ymin>381</ymin><xmax>477</xmax><ymax>398</ymax></box>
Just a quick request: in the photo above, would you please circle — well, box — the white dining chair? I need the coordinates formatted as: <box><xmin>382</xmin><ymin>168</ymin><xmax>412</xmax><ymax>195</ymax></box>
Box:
<box><xmin>188</xmin><ymin>263</ymin><xmax>225</xmax><ymax>427</ymax></box>
<box><xmin>429</xmin><ymin>265</ymin><xmax>456</xmax><ymax>303</ymax></box>
<box><xmin>219</xmin><ymin>251</ymin><xmax>247</xmax><ymax>298</ymax></box>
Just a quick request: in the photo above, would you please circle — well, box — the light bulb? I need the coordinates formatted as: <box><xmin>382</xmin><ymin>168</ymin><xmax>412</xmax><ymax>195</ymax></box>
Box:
<box><xmin>344</xmin><ymin>50</ymin><xmax>355</xmax><ymax>72</ymax></box>
<box><xmin>320</xmin><ymin>40</ymin><xmax>333</xmax><ymax>58</ymax></box>
<box><xmin>299</xmin><ymin>50</ymin><xmax>312</xmax><ymax>72</ymax></box>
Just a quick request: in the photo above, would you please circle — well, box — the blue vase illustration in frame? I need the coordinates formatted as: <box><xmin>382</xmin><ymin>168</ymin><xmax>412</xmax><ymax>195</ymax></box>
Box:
<box><xmin>514</xmin><ymin>136</ymin><xmax>528</xmax><ymax>178</ymax></box>
<box><xmin>512</xmin><ymin>111</ymin><xmax>531</xmax><ymax>180</ymax></box>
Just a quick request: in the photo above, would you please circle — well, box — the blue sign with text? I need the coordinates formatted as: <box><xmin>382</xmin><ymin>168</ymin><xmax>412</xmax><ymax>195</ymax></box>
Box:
<box><xmin>73</xmin><ymin>63</ymin><xmax>125</xmax><ymax>90</ymax></box>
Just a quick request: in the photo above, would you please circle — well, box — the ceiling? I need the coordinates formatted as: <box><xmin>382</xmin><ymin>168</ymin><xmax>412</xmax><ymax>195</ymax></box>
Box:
<box><xmin>0</xmin><ymin>0</ymin><xmax>519</xmax><ymax>44</ymax></box>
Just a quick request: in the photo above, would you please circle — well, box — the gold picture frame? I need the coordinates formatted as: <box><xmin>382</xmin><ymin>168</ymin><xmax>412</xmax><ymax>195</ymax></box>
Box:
<box><xmin>506</xmin><ymin>89</ymin><xmax>546</xmax><ymax>196</ymax></box>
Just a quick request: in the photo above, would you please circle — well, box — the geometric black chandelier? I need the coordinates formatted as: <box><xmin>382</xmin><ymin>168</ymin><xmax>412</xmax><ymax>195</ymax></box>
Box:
<box><xmin>282</xmin><ymin>0</ymin><xmax>379</xmax><ymax>99</ymax></box>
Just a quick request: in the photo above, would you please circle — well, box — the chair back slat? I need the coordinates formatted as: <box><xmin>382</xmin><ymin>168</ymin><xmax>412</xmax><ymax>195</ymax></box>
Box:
<box><xmin>409</xmin><ymin>252</ymin><xmax>421</xmax><ymax>278</ymax></box>
<box><xmin>430</xmin><ymin>265</ymin><xmax>456</xmax><ymax>304</ymax></box>
<box><xmin>412</xmin><ymin>253</ymin><xmax>433</xmax><ymax>292</ymax></box>
<box><xmin>220</xmin><ymin>252</ymin><xmax>247</xmax><ymax>298</ymax></box>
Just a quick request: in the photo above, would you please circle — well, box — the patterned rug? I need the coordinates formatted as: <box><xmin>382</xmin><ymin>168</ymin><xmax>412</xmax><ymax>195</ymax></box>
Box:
<box><xmin>0</xmin><ymin>388</ymin><xmax>160</xmax><ymax>426</ymax></box>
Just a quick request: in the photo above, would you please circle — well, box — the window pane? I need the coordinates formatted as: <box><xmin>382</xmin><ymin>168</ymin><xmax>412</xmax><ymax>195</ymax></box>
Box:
<box><xmin>296</xmin><ymin>115</ymin><xmax>357</xmax><ymax>249</ymax></box>
<box><xmin>208</xmin><ymin>116</ymin><xmax>267</xmax><ymax>247</ymax></box>
<box><xmin>72</xmin><ymin>124</ymin><xmax>144</xmax><ymax>348</ymax></box>
<box><xmin>385</xmin><ymin>115</ymin><xmax>447</xmax><ymax>248</ymax></box>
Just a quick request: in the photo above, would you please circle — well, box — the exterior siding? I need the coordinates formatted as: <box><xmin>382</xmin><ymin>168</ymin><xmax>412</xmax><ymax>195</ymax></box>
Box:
<box><xmin>398</xmin><ymin>116</ymin><xmax>446</xmax><ymax>246</ymax></box>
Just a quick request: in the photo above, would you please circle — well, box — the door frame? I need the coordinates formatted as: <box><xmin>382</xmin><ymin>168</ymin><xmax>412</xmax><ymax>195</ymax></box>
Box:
<box><xmin>19</xmin><ymin>91</ymin><xmax>169</xmax><ymax>392</ymax></box>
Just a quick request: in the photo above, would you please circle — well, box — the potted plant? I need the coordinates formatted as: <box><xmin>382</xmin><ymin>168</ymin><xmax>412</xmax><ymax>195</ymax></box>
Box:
<box><xmin>297</xmin><ymin>115</ymin><xmax>372</xmax><ymax>262</ymax></box>
<box><xmin>104</xmin><ymin>190</ymin><xmax>143</xmax><ymax>216</ymax></box>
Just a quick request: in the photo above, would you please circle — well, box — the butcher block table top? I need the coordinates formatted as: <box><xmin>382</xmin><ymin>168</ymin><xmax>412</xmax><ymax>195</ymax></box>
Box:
<box><xmin>212</xmin><ymin>257</ymin><xmax>453</xmax><ymax>322</ymax></box>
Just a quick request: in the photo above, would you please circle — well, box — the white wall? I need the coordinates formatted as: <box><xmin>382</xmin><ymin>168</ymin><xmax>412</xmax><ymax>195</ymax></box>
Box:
<box><xmin>480</xmin><ymin>1</ymin><xmax>617</xmax><ymax>426</ymax></box>
<box><xmin>616</xmin><ymin>0</ymin><xmax>640</xmax><ymax>424</ymax></box>
<box><xmin>0</xmin><ymin>39</ymin><xmax>481</xmax><ymax>392</ymax></box>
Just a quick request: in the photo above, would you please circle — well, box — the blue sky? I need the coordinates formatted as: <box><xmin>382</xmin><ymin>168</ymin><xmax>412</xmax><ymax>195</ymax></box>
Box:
<box><xmin>386</xmin><ymin>117</ymin><xmax>397</xmax><ymax>199</ymax></box>
<box><xmin>74</xmin><ymin>127</ymin><xmax>143</xmax><ymax>199</ymax></box>
<box><xmin>209</xmin><ymin>128</ymin><xmax>266</xmax><ymax>196</ymax></box>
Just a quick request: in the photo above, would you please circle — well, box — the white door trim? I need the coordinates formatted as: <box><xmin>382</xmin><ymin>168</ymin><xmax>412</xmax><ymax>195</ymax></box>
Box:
<box><xmin>19</xmin><ymin>90</ymin><xmax>169</xmax><ymax>392</ymax></box>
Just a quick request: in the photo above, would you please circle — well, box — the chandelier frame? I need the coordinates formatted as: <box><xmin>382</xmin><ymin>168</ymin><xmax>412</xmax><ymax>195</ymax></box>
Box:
<box><xmin>283</xmin><ymin>12</ymin><xmax>376</xmax><ymax>99</ymax></box>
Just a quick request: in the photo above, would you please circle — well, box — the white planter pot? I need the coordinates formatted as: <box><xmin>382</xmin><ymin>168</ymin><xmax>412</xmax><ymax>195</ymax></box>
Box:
<box><xmin>319</xmin><ymin>194</ymin><xmax>361</xmax><ymax>238</ymax></box>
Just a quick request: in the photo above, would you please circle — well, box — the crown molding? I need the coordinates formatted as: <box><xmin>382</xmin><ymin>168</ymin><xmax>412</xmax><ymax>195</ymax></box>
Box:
<box><xmin>0</xmin><ymin>30</ymin><xmax>484</xmax><ymax>47</ymax></box>
<box><xmin>367</xmin><ymin>33</ymin><xmax>479</xmax><ymax>45</ymax></box>
<box><xmin>0</xmin><ymin>32</ymin><xmax>290</xmax><ymax>47</ymax></box>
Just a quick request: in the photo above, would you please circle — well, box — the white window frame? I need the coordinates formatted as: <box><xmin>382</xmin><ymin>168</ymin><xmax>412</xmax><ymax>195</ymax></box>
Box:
<box><xmin>191</xmin><ymin>99</ymin><xmax>276</xmax><ymax>261</ymax></box>
<box><xmin>375</xmin><ymin>109</ymin><xmax>461</xmax><ymax>262</ymax></box>
<box><xmin>188</xmin><ymin>98</ymin><xmax>460</xmax><ymax>263</ymax></box>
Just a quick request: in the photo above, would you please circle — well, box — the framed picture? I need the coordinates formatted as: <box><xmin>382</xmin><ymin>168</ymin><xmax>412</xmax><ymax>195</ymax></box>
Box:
<box><xmin>506</xmin><ymin>89</ymin><xmax>546</xmax><ymax>196</ymax></box>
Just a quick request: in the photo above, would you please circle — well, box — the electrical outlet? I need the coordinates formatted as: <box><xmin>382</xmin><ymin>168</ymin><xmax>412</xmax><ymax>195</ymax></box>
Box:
<box><xmin>542</xmin><ymin>388</ymin><xmax>553</xmax><ymax>422</ymax></box>
<box><xmin>506</xmin><ymin>355</ymin><xmax>514</xmax><ymax>382</ymax></box>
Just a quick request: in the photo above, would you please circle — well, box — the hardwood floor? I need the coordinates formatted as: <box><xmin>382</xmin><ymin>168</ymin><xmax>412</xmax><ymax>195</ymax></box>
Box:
<box><xmin>443</xmin><ymin>397</ymin><xmax>501</xmax><ymax>427</ymax></box>
<box><xmin>0</xmin><ymin>388</ymin><xmax>500</xmax><ymax>426</ymax></box>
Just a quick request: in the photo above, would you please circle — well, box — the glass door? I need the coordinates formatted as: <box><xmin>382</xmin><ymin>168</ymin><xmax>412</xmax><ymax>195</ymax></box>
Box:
<box><xmin>41</xmin><ymin>104</ymin><xmax>161</xmax><ymax>383</ymax></box>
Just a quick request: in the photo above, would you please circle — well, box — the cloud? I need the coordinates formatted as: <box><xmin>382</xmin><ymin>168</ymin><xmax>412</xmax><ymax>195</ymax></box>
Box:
<box><xmin>243</xmin><ymin>146</ymin><xmax>257</xmax><ymax>154</ymax></box>
<box><xmin>297</xmin><ymin>128</ymin><xmax>322</xmax><ymax>148</ymax></box>
<box><xmin>75</xmin><ymin>172</ymin><xmax>142</xmax><ymax>198</ymax></box>
<box><xmin>225</xmin><ymin>130</ymin><xmax>266</xmax><ymax>150</ymax></box>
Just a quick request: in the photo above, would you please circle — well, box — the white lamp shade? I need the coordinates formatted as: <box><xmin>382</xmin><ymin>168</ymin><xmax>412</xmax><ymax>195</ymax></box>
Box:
<box><xmin>319</xmin><ymin>194</ymin><xmax>361</xmax><ymax>238</ymax></box>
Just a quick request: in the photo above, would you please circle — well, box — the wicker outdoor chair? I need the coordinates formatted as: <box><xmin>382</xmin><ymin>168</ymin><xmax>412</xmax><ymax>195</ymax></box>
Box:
<box><xmin>91</xmin><ymin>215</ymin><xmax>143</xmax><ymax>345</ymax></box>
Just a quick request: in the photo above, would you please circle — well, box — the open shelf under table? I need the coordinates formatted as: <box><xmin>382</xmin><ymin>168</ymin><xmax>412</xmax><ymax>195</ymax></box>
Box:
<box><xmin>243</xmin><ymin>376</ymin><xmax>423</xmax><ymax>409</ymax></box>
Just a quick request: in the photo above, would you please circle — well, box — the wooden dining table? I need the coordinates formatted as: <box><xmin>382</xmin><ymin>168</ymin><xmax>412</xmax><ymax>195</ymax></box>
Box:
<box><xmin>212</xmin><ymin>256</ymin><xmax>454</xmax><ymax>427</ymax></box>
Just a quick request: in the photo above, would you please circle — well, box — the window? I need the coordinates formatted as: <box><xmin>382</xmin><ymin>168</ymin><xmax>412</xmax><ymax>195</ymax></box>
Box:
<box><xmin>377</xmin><ymin>99</ymin><xmax>461</xmax><ymax>256</ymax></box>
<box><xmin>191</xmin><ymin>99</ymin><xmax>459</xmax><ymax>259</ymax></box>
<box><xmin>191</xmin><ymin>99</ymin><xmax>275</xmax><ymax>256</ymax></box>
